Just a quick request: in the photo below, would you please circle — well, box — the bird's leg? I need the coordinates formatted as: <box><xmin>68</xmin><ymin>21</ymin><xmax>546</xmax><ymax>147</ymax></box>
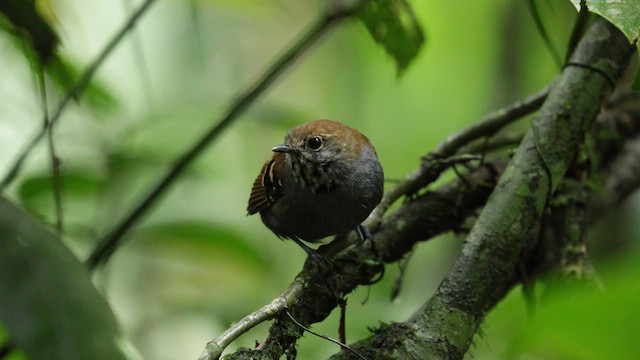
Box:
<box><xmin>290</xmin><ymin>236</ymin><xmax>318</xmax><ymax>256</ymax></box>
<box><xmin>356</xmin><ymin>224</ymin><xmax>377</xmax><ymax>255</ymax></box>
<box><xmin>355</xmin><ymin>224</ymin><xmax>386</xmax><ymax>286</ymax></box>
<box><xmin>356</xmin><ymin>224</ymin><xmax>372</xmax><ymax>242</ymax></box>
<box><xmin>357</xmin><ymin>223</ymin><xmax>382</xmax><ymax>263</ymax></box>
<box><xmin>291</xmin><ymin>237</ymin><xmax>332</xmax><ymax>270</ymax></box>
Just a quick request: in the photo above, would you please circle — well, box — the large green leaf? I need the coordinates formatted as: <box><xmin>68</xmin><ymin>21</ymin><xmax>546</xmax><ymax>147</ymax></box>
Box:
<box><xmin>45</xmin><ymin>55</ymin><xmax>119</xmax><ymax>111</ymax></box>
<box><xmin>570</xmin><ymin>0</ymin><xmax>640</xmax><ymax>43</ymax></box>
<box><xmin>569</xmin><ymin>1</ymin><xmax>640</xmax><ymax>92</ymax></box>
<box><xmin>357</xmin><ymin>0</ymin><xmax>425</xmax><ymax>76</ymax></box>
<box><xmin>17</xmin><ymin>170</ymin><xmax>104</xmax><ymax>233</ymax></box>
<box><xmin>0</xmin><ymin>196</ymin><xmax>126</xmax><ymax>360</ymax></box>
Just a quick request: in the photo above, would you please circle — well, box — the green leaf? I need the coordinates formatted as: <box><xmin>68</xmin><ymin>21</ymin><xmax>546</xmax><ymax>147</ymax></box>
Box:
<box><xmin>131</xmin><ymin>222</ymin><xmax>271</xmax><ymax>314</ymax></box>
<box><xmin>527</xmin><ymin>0</ymin><xmax>563</xmax><ymax>68</ymax></box>
<box><xmin>509</xmin><ymin>257</ymin><xmax>640</xmax><ymax>359</ymax></box>
<box><xmin>357</xmin><ymin>0</ymin><xmax>425</xmax><ymax>76</ymax></box>
<box><xmin>569</xmin><ymin>1</ymin><xmax>640</xmax><ymax>90</ymax></box>
<box><xmin>0</xmin><ymin>196</ymin><xmax>127</xmax><ymax>360</ymax></box>
<box><xmin>135</xmin><ymin>221</ymin><xmax>267</xmax><ymax>269</ymax></box>
<box><xmin>0</xmin><ymin>0</ymin><xmax>59</xmax><ymax>64</ymax></box>
<box><xmin>18</xmin><ymin>172</ymin><xmax>102</xmax><ymax>203</ymax></box>
<box><xmin>569</xmin><ymin>0</ymin><xmax>640</xmax><ymax>43</ymax></box>
<box><xmin>17</xmin><ymin>171</ymin><xmax>104</xmax><ymax>227</ymax></box>
<box><xmin>0</xmin><ymin>4</ymin><xmax>117</xmax><ymax>110</ymax></box>
<box><xmin>48</xmin><ymin>56</ymin><xmax>119</xmax><ymax>111</ymax></box>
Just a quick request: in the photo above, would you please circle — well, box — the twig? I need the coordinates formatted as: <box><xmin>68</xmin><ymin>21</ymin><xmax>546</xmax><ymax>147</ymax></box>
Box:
<box><xmin>0</xmin><ymin>0</ymin><xmax>158</xmax><ymax>190</ymax></box>
<box><xmin>390</xmin><ymin>249</ymin><xmax>414</xmax><ymax>301</ymax></box>
<box><xmin>37</xmin><ymin>69</ymin><xmax>64</xmax><ymax>234</ymax></box>
<box><xmin>565</xmin><ymin>0</ymin><xmax>591</xmax><ymax>62</ymax></box>
<box><xmin>366</xmin><ymin>85</ymin><xmax>549</xmax><ymax>231</ymax></box>
<box><xmin>197</xmin><ymin>277</ymin><xmax>305</xmax><ymax>360</ymax></box>
<box><xmin>122</xmin><ymin>0</ymin><xmax>155</xmax><ymax>110</ymax></box>
<box><xmin>434</xmin><ymin>154</ymin><xmax>482</xmax><ymax>166</ymax></box>
<box><xmin>525</xmin><ymin>0</ymin><xmax>562</xmax><ymax>68</ymax></box>
<box><xmin>434</xmin><ymin>86</ymin><xmax>548</xmax><ymax>156</ymax></box>
<box><xmin>286</xmin><ymin>311</ymin><xmax>368</xmax><ymax>360</ymax></box>
<box><xmin>86</xmin><ymin>3</ymin><xmax>361</xmax><ymax>270</ymax></box>
<box><xmin>458</xmin><ymin>131</ymin><xmax>524</xmax><ymax>155</ymax></box>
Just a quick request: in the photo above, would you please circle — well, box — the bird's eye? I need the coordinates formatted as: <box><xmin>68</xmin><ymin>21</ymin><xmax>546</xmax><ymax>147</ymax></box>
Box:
<box><xmin>307</xmin><ymin>136</ymin><xmax>323</xmax><ymax>151</ymax></box>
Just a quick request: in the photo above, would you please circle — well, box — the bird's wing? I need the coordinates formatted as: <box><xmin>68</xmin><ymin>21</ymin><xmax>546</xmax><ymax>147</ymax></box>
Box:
<box><xmin>247</xmin><ymin>153</ymin><xmax>285</xmax><ymax>215</ymax></box>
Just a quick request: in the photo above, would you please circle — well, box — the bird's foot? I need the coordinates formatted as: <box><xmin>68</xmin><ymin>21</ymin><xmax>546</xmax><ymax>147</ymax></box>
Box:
<box><xmin>291</xmin><ymin>237</ymin><xmax>332</xmax><ymax>272</ymax></box>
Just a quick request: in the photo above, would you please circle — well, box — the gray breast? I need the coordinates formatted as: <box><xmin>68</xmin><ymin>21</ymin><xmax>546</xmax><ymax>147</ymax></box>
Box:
<box><xmin>261</xmin><ymin>146</ymin><xmax>383</xmax><ymax>242</ymax></box>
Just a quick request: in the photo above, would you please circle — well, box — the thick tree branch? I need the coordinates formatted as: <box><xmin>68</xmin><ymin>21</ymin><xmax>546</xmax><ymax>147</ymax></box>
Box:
<box><xmin>368</xmin><ymin>85</ymin><xmax>549</xmax><ymax>230</ymax></box>
<box><xmin>330</xmin><ymin>17</ymin><xmax>634</xmax><ymax>360</ymax></box>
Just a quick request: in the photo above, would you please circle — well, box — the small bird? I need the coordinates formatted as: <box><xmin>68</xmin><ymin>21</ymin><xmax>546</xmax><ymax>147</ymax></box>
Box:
<box><xmin>247</xmin><ymin>119</ymin><xmax>384</xmax><ymax>258</ymax></box>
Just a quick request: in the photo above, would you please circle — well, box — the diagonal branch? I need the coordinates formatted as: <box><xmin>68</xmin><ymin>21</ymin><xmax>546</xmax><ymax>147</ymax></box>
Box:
<box><xmin>367</xmin><ymin>84</ymin><xmax>549</xmax><ymax>231</ymax></box>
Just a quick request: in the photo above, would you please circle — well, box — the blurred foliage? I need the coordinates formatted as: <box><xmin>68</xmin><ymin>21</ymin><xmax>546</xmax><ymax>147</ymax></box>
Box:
<box><xmin>45</xmin><ymin>55</ymin><xmax>119</xmax><ymax>111</ymax></box>
<box><xmin>0</xmin><ymin>196</ymin><xmax>125</xmax><ymax>360</ymax></box>
<box><xmin>0</xmin><ymin>0</ymin><xmax>638</xmax><ymax>359</ymax></box>
<box><xmin>0</xmin><ymin>0</ymin><xmax>58</xmax><ymax>64</ymax></box>
<box><xmin>0</xmin><ymin>0</ymin><xmax>116</xmax><ymax>109</ymax></box>
<box><xmin>357</xmin><ymin>0</ymin><xmax>425</xmax><ymax>75</ymax></box>
<box><xmin>469</xmin><ymin>254</ymin><xmax>640</xmax><ymax>359</ymax></box>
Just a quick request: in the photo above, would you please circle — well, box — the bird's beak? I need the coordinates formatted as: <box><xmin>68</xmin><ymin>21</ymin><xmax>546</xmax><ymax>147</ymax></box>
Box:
<box><xmin>272</xmin><ymin>144</ymin><xmax>298</xmax><ymax>153</ymax></box>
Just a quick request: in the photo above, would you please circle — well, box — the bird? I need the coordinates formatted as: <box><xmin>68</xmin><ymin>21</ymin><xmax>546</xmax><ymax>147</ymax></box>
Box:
<box><xmin>247</xmin><ymin>119</ymin><xmax>384</xmax><ymax>258</ymax></box>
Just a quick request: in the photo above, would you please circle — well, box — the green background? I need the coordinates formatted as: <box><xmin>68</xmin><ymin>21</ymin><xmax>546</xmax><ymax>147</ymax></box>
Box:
<box><xmin>0</xmin><ymin>1</ymin><xmax>638</xmax><ymax>359</ymax></box>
